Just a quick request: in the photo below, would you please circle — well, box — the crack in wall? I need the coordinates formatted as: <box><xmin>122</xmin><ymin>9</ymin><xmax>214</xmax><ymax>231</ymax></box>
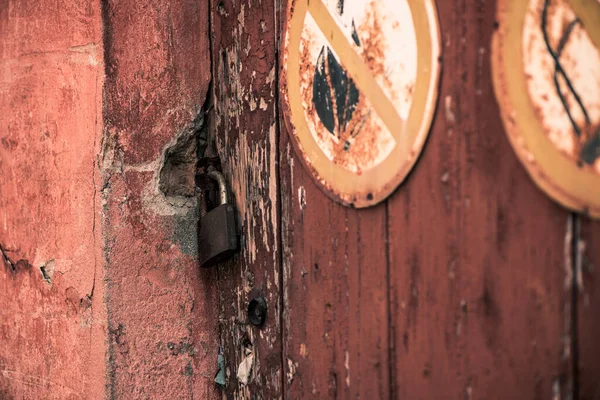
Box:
<box><xmin>39</xmin><ymin>259</ymin><xmax>55</xmax><ymax>284</ymax></box>
<box><xmin>0</xmin><ymin>244</ymin><xmax>32</xmax><ymax>273</ymax></box>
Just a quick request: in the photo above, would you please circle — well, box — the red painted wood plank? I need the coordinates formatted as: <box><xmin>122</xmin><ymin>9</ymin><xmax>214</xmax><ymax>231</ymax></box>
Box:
<box><xmin>278</xmin><ymin>0</ymin><xmax>575</xmax><ymax>398</ymax></box>
<box><xmin>278</xmin><ymin>0</ymin><xmax>390</xmax><ymax>396</ymax></box>
<box><xmin>388</xmin><ymin>1</ymin><xmax>572</xmax><ymax>398</ymax></box>
<box><xmin>280</xmin><ymin>147</ymin><xmax>390</xmax><ymax>399</ymax></box>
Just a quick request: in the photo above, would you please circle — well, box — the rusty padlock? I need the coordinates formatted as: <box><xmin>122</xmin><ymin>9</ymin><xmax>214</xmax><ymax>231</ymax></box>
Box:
<box><xmin>198</xmin><ymin>170</ymin><xmax>238</xmax><ymax>268</ymax></box>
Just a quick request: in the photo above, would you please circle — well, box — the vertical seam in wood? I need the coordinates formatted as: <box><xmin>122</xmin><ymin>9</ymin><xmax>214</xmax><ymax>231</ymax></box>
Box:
<box><xmin>571</xmin><ymin>213</ymin><xmax>581</xmax><ymax>400</ymax></box>
<box><xmin>207</xmin><ymin>0</ymin><xmax>227</xmax><ymax>392</ymax></box>
<box><xmin>454</xmin><ymin>0</ymin><xmax>466</xmax><ymax>385</ymax></box>
<box><xmin>385</xmin><ymin>200</ymin><xmax>394</xmax><ymax>399</ymax></box>
<box><xmin>273</xmin><ymin>1</ymin><xmax>286</xmax><ymax>398</ymax></box>
<box><xmin>356</xmin><ymin>212</ymin><xmax>362</xmax><ymax>396</ymax></box>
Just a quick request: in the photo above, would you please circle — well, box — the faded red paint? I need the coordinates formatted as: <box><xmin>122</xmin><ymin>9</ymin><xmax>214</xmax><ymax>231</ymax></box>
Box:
<box><xmin>1</xmin><ymin>0</ymin><xmax>219</xmax><ymax>398</ymax></box>
<box><xmin>0</xmin><ymin>0</ymin><xmax>106</xmax><ymax>398</ymax></box>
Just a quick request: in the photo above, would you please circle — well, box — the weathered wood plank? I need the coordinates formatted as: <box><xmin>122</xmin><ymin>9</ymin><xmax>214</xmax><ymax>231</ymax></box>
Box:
<box><xmin>277</xmin><ymin>0</ymin><xmax>576</xmax><ymax>398</ymax></box>
<box><xmin>209</xmin><ymin>0</ymin><xmax>282</xmax><ymax>397</ymax></box>
<box><xmin>280</xmin><ymin>143</ymin><xmax>390</xmax><ymax>399</ymax></box>
<box><xmin>579</xmin><ymin>218</ymin><xmax>600</xmax><ymax>400</ymax></box>
<box><xmin>279</xmin><ymin>158</ymin><xmax>390</xmax><ymax>399</ymax></box>
<box><xmin>388</xmin><ymin>1</ymin><xmax>573</xmax><ymax>398</ymax></box>
<box><xmin>278</xmin><ymin>0</ymin><xmax>390</xmax><ymax>396</ymax></box>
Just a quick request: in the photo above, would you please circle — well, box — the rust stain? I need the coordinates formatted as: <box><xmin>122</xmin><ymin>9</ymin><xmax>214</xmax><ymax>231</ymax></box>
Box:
<box><xmin>297</xmin><ymin>4</ymin><xmax>395</xmax><ymax>174</ymax></box>
<box><xmin>210</xmin><ymin>0</ymin><xmax>282</xmax><ymax>396</ymax></box>
<box><xmin>493</xmin><ymin>0</ymin><xmax>600</xmax><ymax>216</ymax></box>
<box><xmin>524</xmin><ymin>0</ymin><xmax>600</xmax><ymax>173</ymax></box>
<box><xmin>356</xmin><ymin>1</ymin><xmax>393</xmax><ymax>93</ymax></box>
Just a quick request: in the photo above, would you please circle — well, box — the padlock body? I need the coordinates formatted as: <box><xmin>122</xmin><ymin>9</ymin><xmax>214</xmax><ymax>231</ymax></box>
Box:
<box><xmin>198</xmin><ymin>204</ymin><xmax>238</xmax><ymax>268</ymax></box>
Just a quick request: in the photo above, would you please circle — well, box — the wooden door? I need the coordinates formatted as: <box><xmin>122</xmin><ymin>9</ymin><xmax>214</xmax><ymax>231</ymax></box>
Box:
<box><xmin>210</xmin><ymin>0</ymin><xmax>600</xmax><ymax>399</ymax></box>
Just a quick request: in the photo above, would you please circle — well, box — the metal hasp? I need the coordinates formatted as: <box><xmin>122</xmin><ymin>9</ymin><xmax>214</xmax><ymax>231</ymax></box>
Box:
<box><xmin>198</xmin><ymin>170</ymin><xmax>238</xmax><ymax>268</ymax></box>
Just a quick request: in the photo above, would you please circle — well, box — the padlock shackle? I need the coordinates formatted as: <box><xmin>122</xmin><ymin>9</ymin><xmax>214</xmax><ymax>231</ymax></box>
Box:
<box><xmin>207</xmin><ymin>170</ymin><xmax>228</xmax><ymax>205</ymax></box>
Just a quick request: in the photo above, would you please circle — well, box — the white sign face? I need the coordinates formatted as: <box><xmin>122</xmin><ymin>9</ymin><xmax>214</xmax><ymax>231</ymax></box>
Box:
<box><xmin>523</xmin><ymin>0</ymin><xmax>600</xmax><ymax>172</ymax></box>
<box><xmin>299</xmin><ymin>0</ymin><xmax>418</xmax><ymax>173</ymax></box>
<box><xmin>281</xmin><ymin>0</ymin><xmax>441</xmax><ymax>207</ymax></box>
<box><xmin>492</xmin><ymin>0</ymin><xmax>600</xmax><ymax>217</ymax></box>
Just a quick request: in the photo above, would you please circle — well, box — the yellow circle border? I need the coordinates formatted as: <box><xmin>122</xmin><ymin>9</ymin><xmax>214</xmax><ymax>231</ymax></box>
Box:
<box><xmin>491</xmin><ymin>0</ymin><xmax>600</xmax><ymax>218</ymax></box>
<box><xmin>280</xmin><ymin>0</ymin><xmax>442</xmax><ymax>208</ymax></box>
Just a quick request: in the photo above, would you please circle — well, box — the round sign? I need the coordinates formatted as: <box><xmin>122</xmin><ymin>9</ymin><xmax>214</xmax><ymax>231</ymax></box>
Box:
<box><xmin>492</xmin><ymin>0</ymin><xmax>600</xmax><ymax>217</ymax></box>
<box><xmin>280</xmin><ymin>0</ymin><xmax>441</xmax><ymax>207</ymax></box>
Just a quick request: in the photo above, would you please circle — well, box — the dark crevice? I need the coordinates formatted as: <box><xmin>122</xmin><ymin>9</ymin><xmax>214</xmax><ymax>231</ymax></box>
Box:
<box><xmin>100</xmin><ymin>0</ymin><xmax>113</xmax><ymax>80</ymax></box>
<box><xmin>273</xmin><ymin>5</ymin><xmax>286</xmax><ymax>399</ymax></box>
<box><xmin>40</xmin><ymin>260</ymin><xmax>55</xmax><ymax>284</ymax></box>
<box><xmin>0</xmin><ymin>244</ymin><xmax>15</xmax><ymax>272</ymax></box>
<box><xmin>99</xmin><ymin>0</ymin><xmax>118</xmax><ymax>398</ymax></box>
<box><xmin>385</xmin><ymin>200</ymin><xmax>395</xmax><ymax>399</ymax></box>
<box><xmin>159</xmin><ymin>111</ymin><xmax>208</xmax><ymax>198</ymax></box>
<box><xmin>40</xmin><ymin>267</ymin><xmax>51</xmax><ymax>281</ymax></box>
<box><xmin>207</xmin><ymin>0</ymin><xmax>228</xmax><ymax>393</ymax></box>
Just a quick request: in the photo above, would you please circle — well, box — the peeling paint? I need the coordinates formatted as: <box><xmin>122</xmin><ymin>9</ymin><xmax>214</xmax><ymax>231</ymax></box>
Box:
<box><xmin>344</xmin><ymin>350</ymin><xmax>350</xmax><ymax>387</ymax></box>
<box><xmin>298</xmin><ymin>186</ymin><xmax>307</xmax><ymax>210</ymax></box>
<box><xmin>236</xmin><ymin>348</ymin><xmax>254</xmax><ymax>386</ymax></box>
<box><xmin>300</xmin><ymin>343</ymin><xmax>308</xmax><ymax>358</ymax></box>
<box><xmin>211</xmin><ymin>0</ymin><xmax>282</xmax><ymax>397</ymax></box>
<box><xmin>286</xmin><ymin>358</ymin><xmax>298</xmax><ymax>385</ymax></box>
<box><xmin>445</xmin><ymin>95</ymin><xmax>456</xmax><ymax>124</ymax></box>
<box><xmin>576</xmin><ymin>240</ymin><xmax>585</xmax><ymax>292</ymax></box>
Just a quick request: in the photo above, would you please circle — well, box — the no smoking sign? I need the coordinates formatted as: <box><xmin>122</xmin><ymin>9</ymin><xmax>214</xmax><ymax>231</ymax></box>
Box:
<box><xmin>280</xmin><ymin>0</ymin><xmax>441</xmax><ymax>207</ymax></box>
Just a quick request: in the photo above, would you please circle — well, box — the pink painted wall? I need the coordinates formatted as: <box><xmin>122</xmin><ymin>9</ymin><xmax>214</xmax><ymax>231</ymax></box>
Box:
<box><xmin>0</xmin><ymin>0</ymin><xmax>106</xmax><ymax>398</ymax></box>
<box><xmin>0</xmin><ymin>0</ymin><xmax>219</xmax><ymax>398</ymax></box>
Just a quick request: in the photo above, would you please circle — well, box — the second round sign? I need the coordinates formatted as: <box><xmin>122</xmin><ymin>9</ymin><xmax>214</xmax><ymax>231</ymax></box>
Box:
<box><xmin>280</xmin><ymin>0</ymin><xmax>441</xmax><ymax>207</ymax></box>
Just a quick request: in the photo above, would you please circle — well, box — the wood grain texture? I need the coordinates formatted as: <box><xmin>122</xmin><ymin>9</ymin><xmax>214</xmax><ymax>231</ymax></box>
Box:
<box><xmin>209</xmin><ymin>0</ymin><xmax>282</xmax><ymax>397</ymax></box>
<box><xmin>278</xmin><ymin>1</ymin><xmax>389</xmax><ymax>398</ymax></box>
<box><xmin>278</xmin><ymin>0</ymin><xmax>576</xmax><ymax>399</ymax></box>
<box><xmin>279</xmin><ymin>162</ymin><xmax>390</xmax><ymax>399</ymax></box>
<box><xmin>388</xmin><ymin>1</ymin><xmax>572</xmax><ymax>398</ymax></box>
<box><xmin>579</xmin><ymin>219</ymin><xmax>600</xmax><ymax>400</ymax></box>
